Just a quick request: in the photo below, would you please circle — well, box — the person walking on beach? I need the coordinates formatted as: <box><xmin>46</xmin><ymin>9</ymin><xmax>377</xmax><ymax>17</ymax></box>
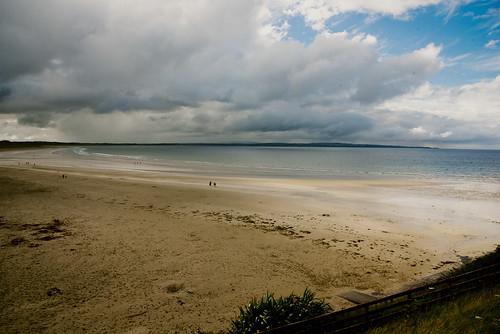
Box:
<box><xmin>209</xmin><ymin>181</ymin><xmax>212</xmax><ymax>186</ymax></box>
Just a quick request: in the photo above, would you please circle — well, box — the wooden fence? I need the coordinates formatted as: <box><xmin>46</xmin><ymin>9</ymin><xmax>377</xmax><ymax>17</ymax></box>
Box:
<box><xmin>265</xmin><ymin>263</ymin><xmax>500</xmax><ymax>333</ymax></box>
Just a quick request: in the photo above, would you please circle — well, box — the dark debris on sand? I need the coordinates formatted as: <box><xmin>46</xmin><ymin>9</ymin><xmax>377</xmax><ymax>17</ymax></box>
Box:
<box><xmin>47</xmin><ymin>287</ymin><xmax>62</xmax><ymax>297</ymax></box>
<box><xmin>10</xmin><ymin>237</ymin><xmax>26</xmax><ymax>246</ymax></box>
<box><xmin>2</xmin><ymin>217</ymin><xmax>72</xmax><ymax>246</ymax></box>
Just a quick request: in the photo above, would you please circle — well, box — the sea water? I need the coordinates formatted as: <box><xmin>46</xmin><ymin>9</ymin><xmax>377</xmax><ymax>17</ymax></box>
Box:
<box><xmin>71</xmin><ymin>145</ymin><xmax>500</xmax><ymax>181</ymax></box>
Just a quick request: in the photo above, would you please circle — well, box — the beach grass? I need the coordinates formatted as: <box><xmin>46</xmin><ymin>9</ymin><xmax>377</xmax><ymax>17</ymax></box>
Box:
<box><xmin>363</xmin><ymin>284</ymin><xmax>500</xmax><ymax>334</ymax></box>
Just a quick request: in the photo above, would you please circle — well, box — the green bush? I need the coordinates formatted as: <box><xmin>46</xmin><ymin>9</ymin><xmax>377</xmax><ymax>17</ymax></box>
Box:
<box><xmin>229</xmin><ymin>288</ymin><xmax>332</xmax><ymax>334</ymax></box>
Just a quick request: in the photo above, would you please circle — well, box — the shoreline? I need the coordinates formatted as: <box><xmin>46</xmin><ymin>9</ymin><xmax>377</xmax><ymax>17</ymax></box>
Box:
<box><xmin>2</xmin><ymin>148</ymin><xmax>499</xmax><ymax>262</ymax></box>
<box><xmin>1</xmin><ymin>149</ymin><xmax>499</xmax><ymax>332</ymax></box>
<box><xmin>2</xmin><ymin>153</ymin><xmax>498</xmax><ymax>256</ymax></box>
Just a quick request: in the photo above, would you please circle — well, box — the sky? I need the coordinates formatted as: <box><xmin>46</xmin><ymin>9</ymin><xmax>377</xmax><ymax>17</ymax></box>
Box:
<box><xmin>0</xmin><ymin>0</ymin><xmax>499</xmax><ymax>148</ymax></box>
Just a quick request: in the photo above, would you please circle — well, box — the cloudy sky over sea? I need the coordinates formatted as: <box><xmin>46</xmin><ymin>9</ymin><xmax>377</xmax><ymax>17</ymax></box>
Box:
<box><xmin>0</xmin><ymin>0</ymin><xmax>499</xmax><ymax>147</ymax></box>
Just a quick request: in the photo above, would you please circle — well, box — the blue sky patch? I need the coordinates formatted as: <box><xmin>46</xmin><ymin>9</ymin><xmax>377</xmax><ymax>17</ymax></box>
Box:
<box><xmin>284</xmin><ymin>0</ymin><xmax>500</xmax><ymax>86</ymax></box>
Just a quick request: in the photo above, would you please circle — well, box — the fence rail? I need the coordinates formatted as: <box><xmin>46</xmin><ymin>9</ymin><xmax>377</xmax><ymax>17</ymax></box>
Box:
<box><xmin>265</xmin><ymin>263</ymin><xmax>500</xmax><ymax>334</ymax></box>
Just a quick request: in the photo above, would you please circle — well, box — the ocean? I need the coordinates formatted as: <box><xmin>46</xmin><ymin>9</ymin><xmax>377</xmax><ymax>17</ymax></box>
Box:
<box><xmin>70</xmin><ymin>145</ymin><xmax>500</xmax><ymax>181</ymax></box>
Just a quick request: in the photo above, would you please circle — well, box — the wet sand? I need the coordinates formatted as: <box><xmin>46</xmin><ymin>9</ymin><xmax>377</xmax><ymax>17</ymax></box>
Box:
<box><xmin>0</xmin><ymin>149</ymin><xmax>499</xmax><ymax>333</ymax></box>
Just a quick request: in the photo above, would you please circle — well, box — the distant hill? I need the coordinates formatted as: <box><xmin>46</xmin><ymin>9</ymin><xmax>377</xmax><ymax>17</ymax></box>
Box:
<box><xmin>0</xmin><ymin>140</ymin><xmax>433</xmax><ymax>150</ymax></box>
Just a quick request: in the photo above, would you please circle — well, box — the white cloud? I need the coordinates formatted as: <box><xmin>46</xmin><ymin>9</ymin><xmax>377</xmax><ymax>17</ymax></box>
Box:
<box><xmin>410</xmin><ymin>126</ymin><xmax>428</xmax><ymax>135</ymax></box>
<box><xmin>472</xmin><ymin>54</ymin><xmax>500</xmax><ymax>72</ymax></box>
<box><xmin>376</xmin><ymin>76</ymin><xmax>500</xmax><ymax>146</ymax></box>
<box><xmin>382</xmin><ymin>76</ymin><xmax>500</xmax><ymax>123</ymax></box>
<box><xmin>485</xmin><ymin>39</ymin><xmax>499</xmax><ymax>48</ymax></box>
<box><xmin>270</xmin><ymin>0</ymin><xmax>451</xmax><ymax>31</ymax></box>
<box><xmin>443</xmin><ymin>52</ymin><xmax>471</xmax><ymax>67</ymax></box>
<box><xmin>440</xmin><ymin>131</ymin><xmax>452</xmax><ymax>138</ymax></box>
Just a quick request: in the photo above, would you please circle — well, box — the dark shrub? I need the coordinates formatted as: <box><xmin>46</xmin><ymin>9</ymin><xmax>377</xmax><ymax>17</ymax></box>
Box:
<box><xmin>229</xmin><ymin>288</ymin><xmax>331</xmax><ymax>333</ymax></box>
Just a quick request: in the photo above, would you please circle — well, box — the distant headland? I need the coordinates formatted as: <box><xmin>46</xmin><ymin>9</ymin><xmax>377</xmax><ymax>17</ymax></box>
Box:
<box><xmin>0</xmin><ymin>140</ymin><xmax>434</xmax><ymax>150</ymax></box>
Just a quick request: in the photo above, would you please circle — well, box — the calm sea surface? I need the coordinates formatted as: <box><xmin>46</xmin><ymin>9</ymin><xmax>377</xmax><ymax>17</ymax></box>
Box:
<box><xmin>73</xmin><ymin>145</ymin><xmax>500</xmax><ymax>181</ymax></box>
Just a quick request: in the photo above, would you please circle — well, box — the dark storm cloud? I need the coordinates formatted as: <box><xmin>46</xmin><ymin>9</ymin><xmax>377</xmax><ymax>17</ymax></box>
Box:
<box><xmin>92</xmin><ymin>94</ymin><xmax>197</xmax><ymax>114</ymax></box>
<box><xmin>2</xmin><ymin>0</ymin><xmax>496</xmax><ymax>147</ymax></box>
<box><xmin>17</xmin><ymin>112</ymin><xmax>53</xmax><ymax>128</ymax></box>
<box><xmin>0</xmin><ymin>89</ymin><xmax>194</xmax><ymax>115</ymax></box>
<box><xmin>2</xmin><ymin>92</ymin><xmax>195</xmax><ymax>132</ymax></box>
<box><xmin>0</xmin><ymin>86</ymin><xmax>12</xmax><ymax>102</ymax></box>
<box><xmin>231</xmin><ymin>108</ymin><xmax>373</xmax><ymax>140</ymax></box>
<box><xmin>0</xmin><ymin>0</ymin><xmax>105</xmax><ymax>81</ymax></box>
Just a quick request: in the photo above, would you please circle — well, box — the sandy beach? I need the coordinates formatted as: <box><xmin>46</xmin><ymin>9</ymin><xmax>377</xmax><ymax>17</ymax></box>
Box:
<box><xmin>1</xmin><ymin>148</ymin><xmax>499</xmax><ymax>333</ymax></box>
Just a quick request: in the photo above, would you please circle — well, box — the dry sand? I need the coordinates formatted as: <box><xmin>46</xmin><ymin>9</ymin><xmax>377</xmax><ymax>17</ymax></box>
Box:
<box><xmin>1</xmin><ymin>149</ymin><xmax>499</xmax><ymax>333</ymax></box>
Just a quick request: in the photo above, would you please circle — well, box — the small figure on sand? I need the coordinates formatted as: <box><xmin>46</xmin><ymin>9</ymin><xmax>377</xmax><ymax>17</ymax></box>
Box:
<box><xmin>209</xmin><ymin>181</ymin><xmax>212</xmax><ymax>186</ymax></box>
<box><xmin>213</xmin><ymin>182</ymin><xmax>216</xmax><ymax>187</ymax></box>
